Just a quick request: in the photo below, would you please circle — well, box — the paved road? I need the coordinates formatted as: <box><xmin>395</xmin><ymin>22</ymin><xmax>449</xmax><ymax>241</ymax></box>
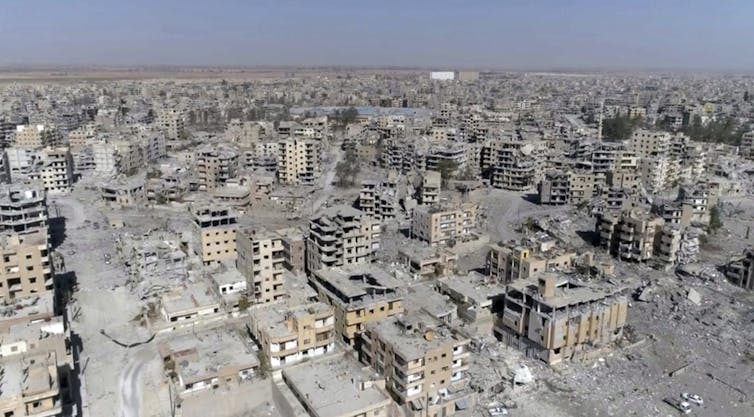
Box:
<box><xmin>311</xmin><ymin>145</ymin><xmax>343</xmax><ymax>213</ymax></box>
<box><xmin>120</xmin><ymin>349</ymin><xmax>151</xmax><ymax>417</ymax></box>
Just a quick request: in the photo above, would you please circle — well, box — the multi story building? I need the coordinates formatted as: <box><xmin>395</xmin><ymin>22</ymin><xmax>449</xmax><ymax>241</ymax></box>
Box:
<box><xmin>0</xmin><ymin>185</ymin><xmax>47</xmax><ymax>234</ymax></box>
<box><xmin>495</xmin><ymin>273</ymin><xmax>628</xmax><ymax>364</ymax></box>
<box><xmin>411</xmin><ymin>203</ymin><xmax>477</xmax><ymax>246</ymax></box>
<box><xmin>155</xmin><ymin>108</ymin><xmax>185</xmax><ymax>141</ymax></box>
<box><xmin>0</xmin><ymin>228</ymin><xmax>52</xmax><ymax>301</ymax></box>
<box><xmin>740</xmin><ymin>131</ymin><xmax>754</xmax><ymax>159</ymax></box>
<box><xmin>277</xmin><ymin>138</ymin><xmax>320</xmax><ymax>185</ymax></box>
<box><xmin>598</xmin><ymin>208</ymin><xmax>664</xmax><ymax>262</ymax></box>
<box><xmin>487</xmin><ymin>239</ymin><xmax>576</xmax><ymax>283</ymax></box>
<box><xmin>236</xmin><ymin>228</ymin><xmax>287</xmax><ymax>304</ymax></box>
<box><xmin>28</xmin><ymin>147</ymin><xmax>74</xmax><ymax>194</ymax></box>
<box><xmin>306</xmin><ymin>206</ymin><xmax>380</xmax><ymax>273</ymax></box>
<box><xmin>628</xmin><ymin>129</ymin><xmax>671</xmax><ymax>158</ymax></box>
<box><xmin>249</xmin><ymin>302</ymin><xmax>335</xmax><ymax>368</ymax></box>
<box><xmin>538</xmin><ymin>170</ymin><xmax>605</xmax><ymax>205</ymax></box>
<box><xmin>13</xmin><ymin>125</ymin><xmax>60</xmax><ymax>149</ymax></box>
<box><xmin>195</xmin><ymin>145</ymin><xmax>239</xmax><ymax>190</ymax></box>
<box><xmin>361</xmin><ymin>312</ymin><xmax>472</xmax><ymax>416</ymax></box>
<box><xmin>419</xmin><ymin>170</ymin><xmax>441</xmax><ymax>205</ymax></box>
<box><xmin>191</xmin><ymin>205</ymin><xmax>238</xmax><ymax>265</ymax></box>
<box><xmin>309</xmin><ymin>265</ymin><xmax>404</xmax><ymax>345</ymax></box>
<box><xmin>358</xmin><ymin>177</ymin><xmax>399</xmax><ymax>221</ymax></box>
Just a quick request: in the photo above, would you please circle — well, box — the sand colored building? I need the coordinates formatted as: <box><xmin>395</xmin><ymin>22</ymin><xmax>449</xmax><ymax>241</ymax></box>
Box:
<box><xmin>191</xmin><ymin>205</ymin><xmax>238</xmax><ymax>265</ymax></box>
<box><xmin>495</xmin><ymin>273</ymin><xmax>628</xmax><ymax>364</ymax></box>
<box><xmin>361</xmin><ymin>313</ymin><xmax>472</xmax><ymax>415</ymax></box>
<box><xmin>411</xmin><ymin>202</ymin><xmax>477</xmax><ymax>246</ymax></box>
<box><xmin>309</xmin><ymin>265</ymin><xmax>404</xmax><ymax>345</ymax></box>
<box><xmin>0</xmin><ymin>229</ymin><xmax>52</xmax><ymax>301</ymax></box>
<box><xmin>249</xmin><ymin>302</ymin><xmax>335</xmax><ymax>368</ymax></box>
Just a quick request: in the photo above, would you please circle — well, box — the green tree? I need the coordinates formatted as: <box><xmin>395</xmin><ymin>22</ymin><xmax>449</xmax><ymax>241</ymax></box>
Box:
<box><xmin>238</xmin><ymin>294</ymin><xmax>251</xmax><ymax>311</ymax></box>
<box><xmin>708</xmin><ymin>205</ymin><xmax>723</xmax><ymax>233</ymax></box>
<box><xmin>334</xmin><ymin>149</ymin><xmax>360</xmax><ymax>187</ymax></box>
<box><xmin>602</xmin><ymin>114</ymin><xmax>642</xmax><ymax>140</ymax></box>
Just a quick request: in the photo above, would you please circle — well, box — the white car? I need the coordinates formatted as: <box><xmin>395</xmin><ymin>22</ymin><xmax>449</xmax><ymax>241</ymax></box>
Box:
<box><xmin>682</xmin><ymin>393</ymin><xmax>704</xmax><ymax>406</ymax></box>
<box><xmin>678</xmin><ymin>401</ymin><xmax>692</xmax><ymax>414</ymax></box>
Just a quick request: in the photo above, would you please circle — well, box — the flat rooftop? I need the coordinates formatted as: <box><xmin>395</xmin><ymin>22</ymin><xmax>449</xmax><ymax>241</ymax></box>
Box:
<box><xmin>313</xmin><ymin>264</ymin><xmax>406</xmax><ymax>303</ymax></box>
<box><xmin>161</xmin><ymin>327</ymin><xmax>259</xmax><ymax>383</ymax></box>
<box><xmin>367</xmin><ymin>311</ymin><xmax>466</xmax><ymax>361</ymax></box>
<box><xmin>507</xmin><ymin>273</ymin><xmax>625</xmax><ymax>310</ymax></box>
<box><xmin>282</xmin><ymin>354</ymin><xmax>391</xmax><ymax>417</ymax></box>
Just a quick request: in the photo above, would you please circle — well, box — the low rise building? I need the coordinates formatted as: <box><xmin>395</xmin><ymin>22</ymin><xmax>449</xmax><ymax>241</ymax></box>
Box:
<box><xmin>724</xmin><ymin>248</ymin><xmax>754</xmax><ymax>290</ymax></box>
<box><xmin>0</xmin><ymin>351</ymin><xmax>64</xmax><ymax>416</ymax></box>
<box><xmin>276</xmin><ymin>354</ymin><xmax>393</xmax><ymax>417</ymax></box>
<box><xmin>249</xmin><ymin>302</ymin><xmax>335</xmax><ymax>368</ymax></box>
<box><xmin>159</xmin><ymin>328</ymin><xmax>258</xmax><ymax>397</ymax></box>
<box><xmin>398</xmin><ymin>246</ymin><xmax>457</xmax><ymax>279</ymax></box>
<box><xmin>100</xmin><ymin>176</ymin><xmax>146</xmax><ymax>207</ymax></box>
<box><xmin>159</xmin><ymin>283</ymin><xmax>221</xmax><ymax>325</ymax></box>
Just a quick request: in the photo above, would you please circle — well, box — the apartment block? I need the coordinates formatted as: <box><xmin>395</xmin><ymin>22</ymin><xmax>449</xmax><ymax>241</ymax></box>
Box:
<box><xmin>309</xmin><ymin>265</ymin><xmax>404</xmax><ymax>345</ymax></box>
<box><xmin>277</xmin><ymin>138</ymin><xmax>320</xmax><ymax>185</ymax></box>
<box><xmin>28</xmin><ymin>147</ymin><xmax>74</xmax><ymax>194</ymax></box>
<box><xmin>0</xmin><ymin>185</ymin><xmax>47</xmax><ymax>234</ymax></box>
<box><xmin>489</xmin><ymin>140</ymin><xmax>546</xmax><ymax>191</ymax></box>
<box><xmin>236</xmin><ymin>228</ymin><xmax>287</xmax><ymax>304</ymax></box>
<box><xmin>358</xmin><ymin>177</ymin><xmax>399</xmax><ymax>221</ymax></box>
<box><xmin>538</xmin><ymin>170</ymin><xmax>605</xmax><ymax>205</ymax></box>
<box><xmin>487</xmin><ymin>238</ymin><xmax>576</xmax><ymax>283</ymax></box>
<box><xmin>13</xmin><ymin>125</ymin><xmax>60</xmax><ymax>149</ymax></box>
<box><xmin>361</xmin><ymin>312</ymin><xmax>472</xmax><ymax>417</ymax></box>
<box><xmin>155</xmin><ymin>108</ymin><xmax>185</xmax><ymax>141</ymax></box>
<box><xmin>495</xmin><ymin>273</ymin><xmax>628</xmax><ymax>364</ymax></box>
<box><xmin>419</xmin><ymin>170</ymin><xmax>441</xmax><ymax>205</ymax></box>
<box><xmin>0</xmin><ymin>229</ymin><xmax>52</xmax><ymax>301</ymax></box>
<box><xmin>628</xmin><ymin>129</ymin><xmax>672</xmax><ymax>158</ymax></box>
<box><xmin>598</xmin><ymin>208</ymin><xmax>664</xmax><ymax>262</ymax></box>
<box><xmin>196</xmin><ymin>145</ymin><xmax>239</xmax><ymax>190</ymax></box>
<box><xmin>191</xmin><ymin>205</ymin><xmax>238</xmax><ymax>265</ymax></box>
<box><xmin>249</xmin><ymin>302</ymin><xmax>335</xmax><ymax>368</ymax></box>
<box><xmin>306</xmin><ymin>206</ymin><xmax>380</xmax><ymax>273</ymax></box>
<box><xmin>740</xmin><ymin>131</ymin><xmax>754</xmax><ymax>159</ymax></box>
<box><xmin>411</xmin><ymin>202</ymin><xmax>477</xmax><ymax>247</ymax></box>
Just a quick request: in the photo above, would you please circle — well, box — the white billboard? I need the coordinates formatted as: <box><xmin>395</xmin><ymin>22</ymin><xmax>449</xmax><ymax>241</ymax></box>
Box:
<box><xmin>430</xmin><ymin>71</ymin><xmax>455</xmax><ymax>81</ymax></box>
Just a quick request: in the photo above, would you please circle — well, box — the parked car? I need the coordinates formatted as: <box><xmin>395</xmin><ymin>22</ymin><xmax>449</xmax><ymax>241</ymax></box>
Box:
<box><xmin>681</xmin><ymin>393</ymin><xmax>704</xmax><ymax>406</ymax></box>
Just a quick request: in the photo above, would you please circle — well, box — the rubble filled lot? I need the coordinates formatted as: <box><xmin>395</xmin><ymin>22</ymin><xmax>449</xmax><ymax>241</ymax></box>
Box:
<box><xmin>464</xmin><ymin>263</ymin><xmax>754</xmax><ymax>417</ymax></box>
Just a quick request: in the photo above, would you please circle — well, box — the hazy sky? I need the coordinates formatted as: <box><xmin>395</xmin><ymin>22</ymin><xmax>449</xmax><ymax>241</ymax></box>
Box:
<box><xmin>1</xmin><ymin>0</ymin><xmax>753</xmax><ymax>70</ymax></box>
